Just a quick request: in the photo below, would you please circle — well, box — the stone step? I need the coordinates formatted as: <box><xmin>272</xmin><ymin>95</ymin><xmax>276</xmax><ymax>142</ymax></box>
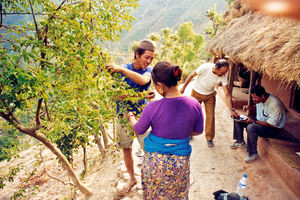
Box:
<box><xmin>258</xmin><ymin>138</ymin><xmax>300</xmax><ymax>197</ymax></box>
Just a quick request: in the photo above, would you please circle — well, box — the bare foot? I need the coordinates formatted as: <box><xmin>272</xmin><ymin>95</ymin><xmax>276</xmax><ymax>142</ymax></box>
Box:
<box><xmin>115</xmin><ymin>178</ymin><xmax>137</xmax><ymax>198</ymax></box>
<box><xmin>123</xmin><ymin>178</ymin><xmax>137</xmax><ymax>193</ymax></box>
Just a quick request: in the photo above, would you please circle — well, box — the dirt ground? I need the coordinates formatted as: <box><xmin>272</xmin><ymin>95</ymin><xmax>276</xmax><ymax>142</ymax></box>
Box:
<box><xmin>0</xmin><ymin>83</ymin><xmax>298</xmax><ymax>200</ymax></box>
<box><xmin>188</xmin><ymin>95</ymin><xmax>297</xmax><ymax>200</ymax></box>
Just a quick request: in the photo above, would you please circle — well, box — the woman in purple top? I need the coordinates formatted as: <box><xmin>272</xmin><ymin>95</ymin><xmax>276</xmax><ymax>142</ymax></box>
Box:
<box><xmin>127</xmin><ymin>61</ymin><xmax>204</xmax><ymax>199</ymax></box>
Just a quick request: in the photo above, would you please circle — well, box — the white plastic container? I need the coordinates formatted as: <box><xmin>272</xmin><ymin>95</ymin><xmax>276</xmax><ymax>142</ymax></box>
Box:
<box><xmin>236</xmin><ymin>174</ymin><xmax>247</xmax><ymax>197</ymax></box>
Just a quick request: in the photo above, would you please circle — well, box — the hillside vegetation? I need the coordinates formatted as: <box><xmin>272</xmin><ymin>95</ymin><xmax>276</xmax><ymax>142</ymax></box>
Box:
<box><xmin>119</xmin><ymin>0</ymin><xmax>226</xmax><ymax>50</ymax></box>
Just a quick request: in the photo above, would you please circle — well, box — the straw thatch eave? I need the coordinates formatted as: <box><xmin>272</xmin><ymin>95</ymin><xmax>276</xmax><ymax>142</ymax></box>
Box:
<box><xmin>206</xmin><ymin>4</ymin><xmax>300</xmax><ymax>86</ymax></box>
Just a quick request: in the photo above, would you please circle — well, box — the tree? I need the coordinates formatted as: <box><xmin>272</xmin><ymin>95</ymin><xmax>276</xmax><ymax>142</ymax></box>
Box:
<box><xmin>145</xmin><ymin>22</ymin><xmax>205</xmax><ymax>78</ymax></box>
<box><xmin>204</xmin><ymin>4</ymin><xmax>225</xmax><ymax>38</ymax></box>
<box><xmin>225</xmin><ymin>0</ymin><xmax>234</xmax><ymax>5</ymax></box>
<box><xmin>0</xmin><ymin>0</ymin><xmax>139</xmax><ymax>197</ymax></box>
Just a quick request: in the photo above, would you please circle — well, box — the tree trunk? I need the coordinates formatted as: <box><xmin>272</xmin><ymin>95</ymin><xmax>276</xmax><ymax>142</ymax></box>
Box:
<box><xmin>113</xmin><ymin>120</ymin><xmax>116</xmax><ymax>141</ymax></box>
<box><xmin>93</xmin><ymin>134</ymin><xmax>105</xmax><ymax>154</ymax></box>
<box><xmin>32</xmin><ymin>131</ymin><xmax>93</xmax><ymax>197</ymax></box>
<box><xmin>83</xmin><ymin>145</ymin><xmax>87</xmax><ymax>176</ymax></box>
<box><xmin>100</xmin><ymin>125</ymin><xmax>109</xmax><ymax>149</ymax></box>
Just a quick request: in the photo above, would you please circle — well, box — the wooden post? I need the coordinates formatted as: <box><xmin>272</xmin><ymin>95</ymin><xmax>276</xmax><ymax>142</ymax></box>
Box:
<box><xmin>228</xmin><ymin>60</ymin><xmax>237</xmax><ymax>95</ymax></box>
<box><xmin>247</xmin><ymin>70</ymin><xmax>256</xmax><ymax>116</ymax></box>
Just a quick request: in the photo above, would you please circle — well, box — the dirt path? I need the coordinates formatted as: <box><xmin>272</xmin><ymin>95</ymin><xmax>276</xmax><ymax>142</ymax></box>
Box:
<box><xmin>189</xmin><ymin>83</ymin><xmax>296</xmax><ymax>199</ymax></box>
<box><xmin>110</xmin><ymin>89</ymin><xmax>297</xmax><ymax>200</ymax></box>
<box><xmin>0</xmin><ymin>82</ymin><xmax>298</xmax><ymax>200</ymax></box>
<box><xmin>188</xmin><ymin>94</ymin><xmax>296</xmax><ymax>200</ymax></box>
<box><xmin>105</xmin><ymin>83</ymin><xmax>297</xmax><ymax>200</ymax></box>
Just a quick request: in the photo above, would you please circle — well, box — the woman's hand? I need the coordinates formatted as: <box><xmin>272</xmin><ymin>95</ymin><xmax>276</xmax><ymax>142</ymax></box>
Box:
<box><xmin>179</xmin><ymin>87</ymin><xmax>185</xmax><ymax>94</ymax></box>
<box><xmin>190</xmin><ymin>132</ymin><xmax>202</xmax><ymax>136</ymax></box>
<box><xmin>126</xmin><ymin>112</ymin><xmax>137</xmax><ymax>131</ymax></box>
<box><xmin>146</xmin><ymin>91</ymin><xmax>155</xmax><ymax>99</ymax></box>
<box><xmin>126</xmin><ymin>112</ymin><xmax>135</xmax><ymax>120</ymax></box>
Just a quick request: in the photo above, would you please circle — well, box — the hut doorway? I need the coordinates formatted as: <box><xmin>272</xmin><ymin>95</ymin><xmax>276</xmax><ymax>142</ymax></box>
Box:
<box><xmin>291</xmin><ymin>84</ymin><xmax>300</xmax><ymax>114</ymax></box>
<box><xmin>228</xmin><ymin>62</ymin><xmax>261</xmax><ymax>117</ymax></box>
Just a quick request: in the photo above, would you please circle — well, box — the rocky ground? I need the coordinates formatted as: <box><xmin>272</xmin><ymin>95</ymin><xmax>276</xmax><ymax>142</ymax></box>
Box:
<box><xmin>0</xmin><ymin>84</ymin><xmax>298</xmax><ymax>200</ymax></box>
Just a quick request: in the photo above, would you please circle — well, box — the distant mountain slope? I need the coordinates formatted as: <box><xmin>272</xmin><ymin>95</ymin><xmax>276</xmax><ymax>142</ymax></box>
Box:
<box><xmin>120</xmin><ymin>0</ymin><xmax>226</xmax><ymax>50</ymax></box>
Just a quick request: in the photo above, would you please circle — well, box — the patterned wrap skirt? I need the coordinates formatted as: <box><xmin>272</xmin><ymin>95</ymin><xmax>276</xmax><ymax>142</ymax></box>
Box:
<box><xmin>141</xmin><ymin>151</ymin><xmax>190</xmax><ymax>200</ymax></box>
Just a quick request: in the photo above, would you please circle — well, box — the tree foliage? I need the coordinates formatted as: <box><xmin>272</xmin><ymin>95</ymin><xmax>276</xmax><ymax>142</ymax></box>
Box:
<box><xmin>0</xmin><ymin>0</ymin><xmax>139</xmax><ymax>196</ymax></box>
<box><xmin>225</xmin><ymin>0</ymin><xmax>234</xmax><ymax>5</ymax></box>
<box><xmin>0</xmin><ymin>166</ymin><xmax>20</xmax><ymax>190</ymax></box>
<box><xmin>0</xmin><ymin>128</ymin><xmax>20</xmax><ymax>162</ymax></box>
<box><xmin>204</xmin><ymin>4</ymin><xmax>225</xmax><ymax>38</ymax></box>
<box><xmin>146</xmin><ymin>22</ymin><xmax>206</xmax><ymax>78</ymax></box>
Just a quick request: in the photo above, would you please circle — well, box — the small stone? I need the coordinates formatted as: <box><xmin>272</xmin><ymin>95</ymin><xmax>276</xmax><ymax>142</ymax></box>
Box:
<box><xmin>116</xmin><ymin>180</ymin><xmax>127</xmax><ymax>192</ymax></box>
<box><xmin>138</xmin><ymin>189</ymin><xmax>143</xmax><ymax>195</ymax></box>
<box><xmin>134</xmin><ymin>169</ymin><xmax>141</xmax><ymax>176</ymax></box>
<box><xmin>136</xmin><ymin>184</ymin><xmax>143</xmax><ymax>190</ymax></box>
<box><xmin>123</xmin><ymin>173</ymin><xmax>130</xmax><ymax>180</ymax></box>
<box><xmin>119</xmin><ymin>164</ymin><xmax>127</xmax><ymax>172</ymax></box>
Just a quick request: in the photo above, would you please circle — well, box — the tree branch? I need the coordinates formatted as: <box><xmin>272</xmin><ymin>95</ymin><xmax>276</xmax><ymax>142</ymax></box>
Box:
<box><xmin>0</xmin><ymin>111</ymin><xmax>35</xmax><ymax>135</ymax></box>
<box><xmin>36</xmin><ymin>99</ymin><xmax>43</xmax><ymax>129</ymax></box>
<box><xmin>0</xmin><ymin>31</ymin><xmax>10</xmax><ymax>40</ymax></box>
<box><xmin>49</xmin><ymin>97</ymin><xmax>57</xmax><ymax>114</ymax></box>
<box><xmin>39</xmin><ymin>149</ymin><xmax>75</xmax><ymax>187</ymax></box>
<box><xmin>0</xmin><ymin>3</ymin><xmax>3</xmax><ymax>27</ymax></box>
<box><xmin>3</xmin><ymin>12</ymin><xmax>48</xmax><ymax>15</ymax></box>
<box><xmin>40</xmin><ymin>0</ymin><xmax>68</xmax><ymax>69</ymax></box>
<box><xmin>0</xmin><ymin>112</ymin><xmax>15</xmax><ymax>124</ymax></box>
<box><xmin>44</xmin><ymin>101</ymin><xmax>51</xmax><ymax>121</ymax></box>
<box><xmin>11</xmin><ymin>113</ymin><xmax>21</xmax><ymax>125</ymax></box>
<box><xmin>5</xmin><ymin>98</ymin><xmax>44</xmax><ymax>135</ymax></box>
<box><xmin>0</xmin><ymin>24</ymin><xmax>34</xmax><ymax>36</ymax></box>
<box><xmin>28</xmin><ymin>0</ymin><xmax>46</xmax><ymax>70</ymax></box>
<box><xmin>66</xmin><ymin>1</ymin><xmax>83</xmax><ymax>6</ymax></box>
<box><xmin>28</xmin><ymin>0</ymin><xmax>41</xmax><ymax>41</ymax></box>
<box><xmin>55</xmin><ymin>0</ymin><xmax>68</xmax><ymax>12</ymax></box>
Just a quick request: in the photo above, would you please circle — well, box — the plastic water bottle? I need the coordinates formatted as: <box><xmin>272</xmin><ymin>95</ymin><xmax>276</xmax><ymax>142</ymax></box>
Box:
<box><xmin>236</xmin><ymin>174</ymin><xmax>247</xmax><ymax>197</ymax></box>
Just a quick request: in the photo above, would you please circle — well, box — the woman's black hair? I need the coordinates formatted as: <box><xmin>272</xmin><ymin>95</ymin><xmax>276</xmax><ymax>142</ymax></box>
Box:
<box><xmin>151</xmin><ymin>61</ymin><xmax>182</xmax><ymax>87</ymax></box>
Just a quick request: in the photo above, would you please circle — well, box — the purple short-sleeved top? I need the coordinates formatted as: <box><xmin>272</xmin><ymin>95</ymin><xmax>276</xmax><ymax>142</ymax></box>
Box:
<box><xmin>134</xmin><ymin>96</ymin><xmax>204</xmax><ymax>139</ymax></box>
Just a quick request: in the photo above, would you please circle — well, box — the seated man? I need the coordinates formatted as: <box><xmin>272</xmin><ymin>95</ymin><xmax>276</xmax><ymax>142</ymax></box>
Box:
<box><xmin>230</xmin><ymin>85</ymin><xmax>286</xmax><ymax>163</ymax></box>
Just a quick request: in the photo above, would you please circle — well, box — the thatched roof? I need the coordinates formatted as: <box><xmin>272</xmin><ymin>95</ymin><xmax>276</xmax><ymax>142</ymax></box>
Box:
<box><xmin>206</xmin><ymin>0</ymin><xmax>300</xmax><ymax>85</ymax></box>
